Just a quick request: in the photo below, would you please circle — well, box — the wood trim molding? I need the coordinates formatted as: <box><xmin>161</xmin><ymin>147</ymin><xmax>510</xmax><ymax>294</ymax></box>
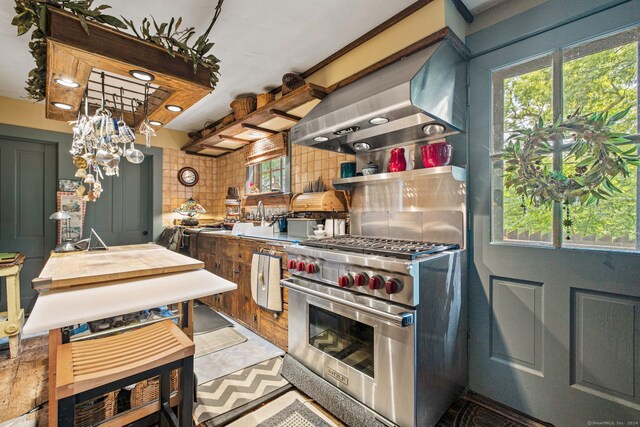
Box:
<box><xmin>327</xmin><ymin>27</ymin><xmax>469</xmax><ymax>93</ymax></box>
<box><xmin>269</xmin><ymin>0</ymin><xmax>436</xmax><ymax>95</ymax></box>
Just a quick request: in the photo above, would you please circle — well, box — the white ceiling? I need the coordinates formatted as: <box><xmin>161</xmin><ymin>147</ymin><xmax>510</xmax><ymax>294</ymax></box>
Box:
<box><xmin>0</xmin><ymin>0</ymin><xmax>502</xmax><ymax>132</ymax></box>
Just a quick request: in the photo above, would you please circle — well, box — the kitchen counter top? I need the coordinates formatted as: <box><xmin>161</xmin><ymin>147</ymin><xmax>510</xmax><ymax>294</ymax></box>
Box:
<box><xmin>23</xmin><ymin>269</ymin><xmax>237</xmax><ymax>335</ymax></box>
<box><xmin>184</xmin><ymin>227</ymin><xmax>302</xmax><ymax>244</ymax></box>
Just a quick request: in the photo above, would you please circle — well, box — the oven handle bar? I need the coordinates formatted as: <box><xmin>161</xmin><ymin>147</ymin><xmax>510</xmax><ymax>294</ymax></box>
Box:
<box><xmin>281</xmin><ymin>279</ymin><xmax>414</xmax><ymax>328</ymax></box>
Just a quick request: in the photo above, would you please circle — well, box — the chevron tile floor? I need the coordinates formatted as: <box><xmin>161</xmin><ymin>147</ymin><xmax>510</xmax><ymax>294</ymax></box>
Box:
<box><xmin>194</xmin><ymin>357</ymin><xmax>290</xmax><ymax>425</ymax></box>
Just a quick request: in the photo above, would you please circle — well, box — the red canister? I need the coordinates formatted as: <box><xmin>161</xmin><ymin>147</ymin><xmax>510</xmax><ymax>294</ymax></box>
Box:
<box><xmin>421</xmin><ymin>141</ymin><xmax>452</xmax><ymax>168</ymax></box>
<box><xmin>388</xmin><ymin>147</ymin><xmax>406</xmax><ymax>172</ymax></box>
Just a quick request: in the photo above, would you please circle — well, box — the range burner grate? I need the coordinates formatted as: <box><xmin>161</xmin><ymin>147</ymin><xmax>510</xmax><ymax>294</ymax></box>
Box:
<box><xmin>302</xmin><ymin>236</ymin><xmax>459</xmax><ymax>260</ymax></box>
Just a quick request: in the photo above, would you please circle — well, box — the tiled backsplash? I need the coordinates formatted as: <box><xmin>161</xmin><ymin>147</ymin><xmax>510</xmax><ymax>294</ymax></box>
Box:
<box><xmin>162</xmin><ymin>148</ymin><xmax>217</xmax><ymax>225</ymax></box>
<box><xmin>290</xmin><ymin>144</ymin><xmax>354</xmax><ymax>194</ymax></box>
<box><xmin>162</xmin><ymin>144</ymin><xmax>354</xmax><ymax>224</ymax></box>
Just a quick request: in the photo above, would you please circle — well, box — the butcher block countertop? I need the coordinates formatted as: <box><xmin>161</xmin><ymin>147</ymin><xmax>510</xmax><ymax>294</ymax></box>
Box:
<box><xmin>32</xmin><ymin>243</ymin><xmax>204</xmax><ymax>291</ymax></box>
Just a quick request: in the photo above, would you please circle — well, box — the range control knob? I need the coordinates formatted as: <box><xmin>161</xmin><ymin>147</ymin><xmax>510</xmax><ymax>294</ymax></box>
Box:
<box><xmin>306</xmin><ymin>263</ymin><xmax>317</xmax><ymax>274</ymax></box>
<box><xmin>287</xmin><ymin>259</ymin><xmax>297</xmax><ymax>270</ymax></box>
<box><xmin>385</xmin><ymin>278</ymin><xmax>403</xmax><ymax>294</ymax></box>
<box><xmin>297</xmin><ymin>261</ymin><xmax>306</xmax><ymax>272</ymax></box>
<box><xmin>354</xmin><ymin>273</ymin><xmax>369</xmax><ymax>287</ymax></box>
<box><xmin>369</xmin><ymin>275</ymin><xmax>384</xmax><ymax>290</ymax></box>
<box><xmin>338</xmin><ymin>274</ymin><xmax>354</xmax><ymax>288</ymax></box>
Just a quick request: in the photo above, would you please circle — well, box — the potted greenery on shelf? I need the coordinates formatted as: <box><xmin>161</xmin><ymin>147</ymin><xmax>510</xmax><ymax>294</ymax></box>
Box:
<box><xmin>501</xmin><ymin>107</ymin><xmax>640</xmax><ymax>239</ymax></box>
<box><xmin>11</xmin><ymin>0</ymin><xmax>224</xmax><ymax>101</ymax></box>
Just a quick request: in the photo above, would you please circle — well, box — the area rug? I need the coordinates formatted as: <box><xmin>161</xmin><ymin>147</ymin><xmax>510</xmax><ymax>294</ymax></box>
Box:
<box><xmin>437</xmin><ymin>391</ymin><xmax>555</xmax><ymax>427</ymax></box>
<box><xmin>194</xmin><ymin>357</ymin><xmax>290</xmax><ymax>425</ymax></box>
<box><xmin>194</xmin><ymin>327</ymin><xmax>247</xmax><ymax>358</ymax></box>
<box><xmin>194</xmin><ymin>305</ymin><xmax>233</xmax><ymax>335</ymax></box>
<box><xmin>194</xmin><ymin>316</ymin><xmax>284</xmax><ymax>385</ymax></box>
<box><xmin>226</xmin><ymin>390</ymin><xmax>340</xmax><ymax>427</ymax></box>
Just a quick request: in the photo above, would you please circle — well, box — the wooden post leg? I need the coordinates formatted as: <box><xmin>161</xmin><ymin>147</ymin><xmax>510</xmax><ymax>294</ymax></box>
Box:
<box><xmin>180</xmin><ymin>357</ymin><xmax>194</xmax><ymax>427</ymax></box>
<box><xmin>159</xmin><ymin>371</ymin><xmax>172</xmax><ymax>427</ymax></box>
<box><xmin>5</xmin><ymin>268</ymin><xmax>22</xmax><ymax>358</ymax></box>
<box><xmin>49</xmin><ymin>329</ymin><xmax>62</xmax><ymax>427</ymax></box>
<box><xmin>57</xmin><ymin>396</ymin><xmax>75</xmax><ymax>426</ymax></box>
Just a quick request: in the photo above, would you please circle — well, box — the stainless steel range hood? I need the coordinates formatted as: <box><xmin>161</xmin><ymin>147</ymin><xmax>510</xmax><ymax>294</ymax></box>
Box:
<box><xmin>290</xmin><ymin>38</ymin><xmax>467</xmax><ymax>154</ymax></box>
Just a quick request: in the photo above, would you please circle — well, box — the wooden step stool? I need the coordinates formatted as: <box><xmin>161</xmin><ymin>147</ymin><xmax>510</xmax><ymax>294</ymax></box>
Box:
<box><xmin>55</xmin><ymin>320</ymin><xmax>195</xmax><ymax>427</ymax></box>
<box><xmin>0</xmin><ymin>253</ymin><xmax>25</xmax><ymax>359</ymax></box>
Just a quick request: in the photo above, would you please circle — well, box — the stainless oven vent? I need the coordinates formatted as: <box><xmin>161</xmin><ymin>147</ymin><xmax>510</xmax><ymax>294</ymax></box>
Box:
<box><xmin>290</xmin><ymin>38</ymin><xmax>467</xmax><ymax>153</ymax></box>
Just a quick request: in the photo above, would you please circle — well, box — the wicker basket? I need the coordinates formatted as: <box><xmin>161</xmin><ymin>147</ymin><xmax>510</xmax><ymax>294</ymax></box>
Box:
<box><xmin>75</xmin><ymin>390</ymin><xmax>119</xmax><ymax>427</ymax></box>
<box><xmin>130</xmin><ymin>370</ymin><xmax>179</xmax><ymax>408</ymax></box>
<box><xmin>222</xmin><ymin>113</ymin><xmax>235</xmax><ymax>125</ymax></box>
<box><xmin>230</xmin><ymin>96</ymin><xmax>256</xmax><ymax>119</ymax></box>
<box><xmin>282</xmin><ymin>73</ymin><xmax>305</xmax><ymax>95</ymax></box>
<box><xmin>257</xmin><ymin>92</ymin><xmax>275</xmax><ymax>108</ymax></box>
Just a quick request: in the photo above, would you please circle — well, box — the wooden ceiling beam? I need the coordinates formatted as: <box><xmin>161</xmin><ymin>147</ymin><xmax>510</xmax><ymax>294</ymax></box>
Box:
<box><xmin>218</xmin><ymin>135</ymin><xmax>254</xmax><ymax>144</ymax></box>
<box><xmin>269</xmin><ymin>109</ymin><xmax>301</xmax><ymax>122</ymax></box>
<box><xmin>241</xmin><ymin>123</ymin><xmax>278</xmax><ymax>135</ymax></box>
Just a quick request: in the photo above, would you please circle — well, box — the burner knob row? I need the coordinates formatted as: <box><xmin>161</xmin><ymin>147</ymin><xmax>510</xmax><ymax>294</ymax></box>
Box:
<box><xmin>287</xmin><ymin>259</ymin><xmax>318</xmax><ymax>275</ymax></box>
<box><xmin>343</xmin><ymin>273</ymin><xmax>403</xmax><ymax>294</ymax></box>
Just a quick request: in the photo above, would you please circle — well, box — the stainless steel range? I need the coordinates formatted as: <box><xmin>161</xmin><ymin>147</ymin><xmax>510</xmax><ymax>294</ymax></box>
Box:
<box><xmin>282</xmin><ymin>167</ymin><xmax>468</xmax><ymax>427</ymax></box>
<box><xmin>284</xmin><ymin>36</ymin><xmax>468</xmax><ymax>426</ymax></box>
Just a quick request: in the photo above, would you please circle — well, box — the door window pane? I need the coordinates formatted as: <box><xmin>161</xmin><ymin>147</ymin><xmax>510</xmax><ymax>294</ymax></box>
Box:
<box><xmin>563</xmin><ymin>40</ymin><xmax>638</xmax><ymax>249</ymax></box>
<box><xmin>493</xmin><ymin>63</ymin><xmax>554</xmax><ymax>243</ymax></box>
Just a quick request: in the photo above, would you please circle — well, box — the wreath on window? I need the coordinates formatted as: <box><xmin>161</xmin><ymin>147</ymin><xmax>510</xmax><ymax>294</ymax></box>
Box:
<box><xmin>501</xmin><ymin>107</ymin><xmax>640</xmax><ymax>239</ymax></box>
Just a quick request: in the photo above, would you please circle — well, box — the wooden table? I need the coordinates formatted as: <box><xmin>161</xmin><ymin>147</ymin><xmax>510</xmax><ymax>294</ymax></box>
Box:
<box><xmin>23</xmin><ymin>244</ymin><xmax>237</xmax><ymax>426</ymax></box>
<box><xmin>0</xmin><ymin>254</ymin><xmax>25</xmax><ymax>359</ymax></box>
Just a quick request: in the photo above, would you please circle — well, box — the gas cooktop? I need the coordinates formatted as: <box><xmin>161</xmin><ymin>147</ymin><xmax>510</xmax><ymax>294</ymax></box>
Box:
<box><xmin>301</xmin><ymin>235</ymin><xmax>459</xmax><ymax>260</ymax></box>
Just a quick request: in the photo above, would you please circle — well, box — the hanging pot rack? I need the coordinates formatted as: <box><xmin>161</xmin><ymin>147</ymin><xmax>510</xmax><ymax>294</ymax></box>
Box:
<box><xmin>44</xmin><ymin>7</ymin><xmax>211</xmax><ymax>128</ymax></box>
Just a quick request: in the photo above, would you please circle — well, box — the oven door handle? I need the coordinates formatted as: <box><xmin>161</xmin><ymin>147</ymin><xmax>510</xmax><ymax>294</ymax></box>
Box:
<box><xmin>281</xmin><ymin>279</ymin><xmax>414</xmax><ymax>328</ymax></box>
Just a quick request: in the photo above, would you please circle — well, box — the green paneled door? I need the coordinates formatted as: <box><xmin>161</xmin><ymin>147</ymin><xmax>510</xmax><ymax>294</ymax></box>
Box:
<box><xmin>82</xmin><ymin>157</ymin><xmax>153</xmax><ymax>246</ymax></box>
<box><xmin>0</xmin><ymin>138</ymin><xmax>56</xmax><ymax>312</ymax></box>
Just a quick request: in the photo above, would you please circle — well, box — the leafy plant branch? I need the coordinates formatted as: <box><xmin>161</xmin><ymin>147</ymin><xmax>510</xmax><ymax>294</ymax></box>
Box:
<box><xmin>12</xmin><ymin>0</ymin><xmax>224</xmax><ymax>101</ymax></box>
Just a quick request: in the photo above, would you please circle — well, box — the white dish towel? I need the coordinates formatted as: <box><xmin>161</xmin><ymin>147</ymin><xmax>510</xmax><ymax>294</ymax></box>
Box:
<box><xmin>250</xmin><ymin>252</ymin><xmax>283</xmax><ymax>312</ymax></box>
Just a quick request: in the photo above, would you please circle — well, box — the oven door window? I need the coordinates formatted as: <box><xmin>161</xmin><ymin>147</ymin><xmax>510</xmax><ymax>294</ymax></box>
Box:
<box><xmin>309</xmin><ymin>305</ymin><xmax>374</xmax><ymax>378</ymax></box>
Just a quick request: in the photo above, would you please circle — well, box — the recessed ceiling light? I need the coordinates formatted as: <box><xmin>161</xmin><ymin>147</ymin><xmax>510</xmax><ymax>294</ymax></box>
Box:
<box><xmin>54</xmin><ymin>78</ymin><xmax>80</xmax><ymax>88</ymax></box>
<box><xmin>149</xmin><ymin>120</ymin><xmax>163</xmax><ymax>126</ymax></box>
<box><xmin>422</xmin><ymin>123</ymin><xmax>446</xmax><ymax>136</ymax></box>
<box><xmin>52</xmin><ymin>102</ymin><xmax>73</xmax><ymax>110</ymax></box>
<box><xmin>369</xmin><ymin>117</ymin><xmax>389</xmax><ymax>125</ymax></box>
<box><xmin>129</xmin><ymin>70</ymin><xmax>155</xmax><ymax>81</ymax></box>
<box><xmin>353</xmin><ymin>142</ymin><xmax>371</xmax><ymax>151</ymax></box>
<box><xmin>165</xmin><ymin>105</ymin><xmax>183</xmax><ymax>112</ymax></box>
<box><xmin>313</xmin><ymin>136</ymin><xmax>329</xmax><ymax>142</ymax></box>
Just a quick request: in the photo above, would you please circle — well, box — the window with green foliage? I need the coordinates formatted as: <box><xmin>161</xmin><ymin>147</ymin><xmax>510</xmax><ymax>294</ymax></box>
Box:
<box><xmin>246</xmin><ymin>156</ymin><xmax>287</xmax><ymax>194</ymax></box>
<box><xmin>492</xmin><ymin>28</ymin><xmax>639</xmax><ymax>250</ymax></box>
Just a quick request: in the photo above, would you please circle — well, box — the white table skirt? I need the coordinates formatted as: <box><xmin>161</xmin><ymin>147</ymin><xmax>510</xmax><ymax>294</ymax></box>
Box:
<box><xmin>23</xmin><ymin>269</ymin><xmax>237</xmax><ymax>335</ymax></box>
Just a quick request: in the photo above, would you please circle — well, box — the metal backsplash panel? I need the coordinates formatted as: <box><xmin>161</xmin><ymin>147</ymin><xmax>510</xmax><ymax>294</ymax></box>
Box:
<box><xmin>348</xmin><ymin>169</ymin><xmax>466</xmax><ymax>247</ymax></box>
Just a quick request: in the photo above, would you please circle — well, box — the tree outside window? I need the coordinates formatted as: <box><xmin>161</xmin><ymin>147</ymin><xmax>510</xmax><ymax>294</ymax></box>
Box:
<box><xmin>246</xmin><ymin>156</ymin><xmax>286</xmax><ymax>194</ymax></box>
<box><xmin>492</xmin><ymin>28</ymin><xmax>639</xmax><ymax>250</ymax></box>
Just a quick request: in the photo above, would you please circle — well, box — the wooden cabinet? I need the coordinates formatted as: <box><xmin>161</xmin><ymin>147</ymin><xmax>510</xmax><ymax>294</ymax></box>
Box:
<box><xmin>191</xmin><ymin>233</ymin><xmax>289</xmax><ymax>351</ymax></box>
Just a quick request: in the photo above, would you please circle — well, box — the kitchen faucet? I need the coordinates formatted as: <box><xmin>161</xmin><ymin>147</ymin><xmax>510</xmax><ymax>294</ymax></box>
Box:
<box><xmin>257</xmin><ymin>200</ymin><xmax>266</xmax><ymax>226</ymax></box>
